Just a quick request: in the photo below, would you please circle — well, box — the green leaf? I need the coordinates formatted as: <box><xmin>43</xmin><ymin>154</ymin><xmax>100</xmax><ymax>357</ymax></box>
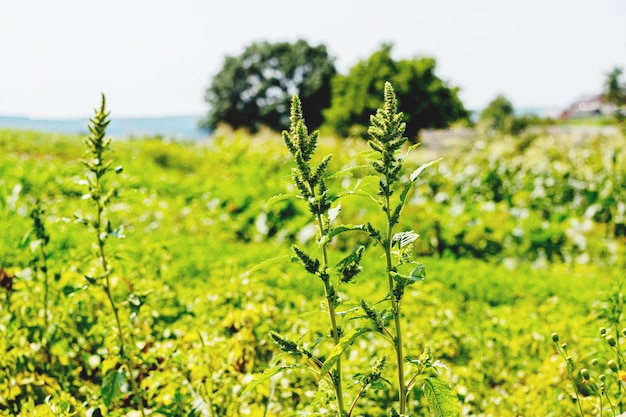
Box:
<box><xmin>408</xmin><ymin>263</ymin><xmax>426</xmax><ymax>283</ymax></box>
<box><xmin>19</xmin><ymin>230</ymin><xmax>32</xmax><ymax>249</ymax></box>
<box><xmin>370</xmin><ymin>380</ymin><xmax>389</xmax><ymax>391</ymax></box>
<box><xmin>50</xmin><ymin>338</ymin><xmax>71</xmax><ymax>357</ymax></box>
<box><xmin>335</xmin><ymin>174</ymin><xmax>380</xmax><ymax>203</ymax></box>
<box><xmin>109</xmin><ymin>225</ymin><xmax>125</xmax><ymax>239</ymax></box>
<box><xmin>410</xmin><ymin>158</ymin><xmax>442</xmax><ymax>183</ymax></box>
<box><xmin>352</xmin><ymin>175</ymin><xmax>379</xmax><ymax>192</ymax></box>
<box><xmin>422</xmin><ymin>377</ymin><xmax>459</xmax><ymax>417</ymax></box>
<box><xmin>328</xmin><ymin>203</ymin><xmax>341</xmax><ymax>223</ymax></box>
<box><xmin>266</xmin><ymin>193</ymin><xmax>301</xmax><ymax>208</ymax></box>
<box><xmin>335</xmin><ymin>245</ymin><xmax>365</xmax><ymax>269</ymax></box>
<box><xmin>101</xmin><ymin>369</ymin><xmax>127</xmax><ymax>407</ymax></box>
<box><xmin>29</xmin><ymin>239</ymin><xmax>43</xmax><ymax>252</ymax></box>
<box><xmin>62</xmin><ymin>285</ymin><xmax>82</xmax><ymax>296</ymax></box>
<box><xmin>84</xmin><ymin>275</ymin><xmax>98</xmax><ymax>285</ymax></box>
<box><xmin>326</xmin><ymin>224</ymin><xmax>366</xmax><ymax>241</ymax></box>
<box><xmin>391</xmin><ymin>264</ymin><xmax>425</xmax><ymax>286</ymax></box>
<box><xmin>320</xmin><ymin>328</ymin><xmax>371</xmax><ymax>375</ymax></box>
<box><xmin>128</xmin><ymin>293</ymin><xmax>148</xmax><ymax>318</ymax></box>
<box><xmin>401</xmin><ymin>142</ymin><xmax>421</xmax><ymax>162</ymax></box>
<box><xmin>241</xmin><ymin>364</ymin><xmax>306</xmax><ymax>396</ymax></box>
<box><xmin>392</xmin><ymin>231</ymin><xmax>419</xmax><ymax>248</ymax></box>
<box><xmin>399</xmin><ymin>158</ymin><xmax>442</xmax><ymax>204</ymax></box>
<box><xmin>325</xmin><ymin>164</ymin><xmax>368</xmax><ymax>179</ymax></box>
<box><xmin>244</xmin><ymin>254</ymin><xmax>295</xmax><ymax>276</ymax></box>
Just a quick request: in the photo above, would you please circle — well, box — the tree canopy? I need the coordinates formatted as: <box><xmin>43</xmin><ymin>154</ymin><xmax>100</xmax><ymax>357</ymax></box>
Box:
<box><xmin>605</xmin><ymin>67</ymin><xmax>626</xmax><ymax>112</ymax></box>
<box><xmin>322</xmin><ymin>44</ymin><xmax>469</xmax><ymax>141</ymax></box>
<box><xmin>479</xmin><ymin>94</ymin><xmax>537</xmax><ymax>136</ymax></box>
<box><xmin>479</xmin><ymin>94</ymin><xmax>514</xmax><ymax>132</ymax></box>
<box><xmin>202</xmin><ymin>40</ymin><xmax>336</xmax><ymax>133</ymax></box>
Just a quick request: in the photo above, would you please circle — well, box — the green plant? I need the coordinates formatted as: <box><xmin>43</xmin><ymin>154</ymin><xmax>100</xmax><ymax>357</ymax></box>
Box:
<box><xmin>78</xmin><ymin>94</ymin><xmax>145</xmax><ymax>416</ymax></box>
<box><xmin>366</xmin><ymin>82</ymin><xmax>450</xmax><ymax>415</ymax></box>
<box><xmin>552</xmin><ymin>333</ymin><xmax>586</xmax><ymax>416</ymax></box>
<box><xmin>274</xmin><ymin>93</ymin><xmax>351</xmax><ymax>414</ymax></box>
<box><xmin>29</xmin><ymin>199</ymin><xmax>52</xmax><ymax>335</ymax></box>
<box><xmin>552</xmin><ymin>276</ymin><xmax>626</xmax><ymax>417</ymax></box>
<box><xmin>262</xmin><ymin>83</ymin><xmax>457</xmax><ymax>416</ymax></box>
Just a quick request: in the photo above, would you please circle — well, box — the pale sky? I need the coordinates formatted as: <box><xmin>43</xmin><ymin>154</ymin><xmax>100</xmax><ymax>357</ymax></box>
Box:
<box><xmin>1</xmin><ymin>0</ymin><xmax>625</xmax><ymax>118</ymax></box>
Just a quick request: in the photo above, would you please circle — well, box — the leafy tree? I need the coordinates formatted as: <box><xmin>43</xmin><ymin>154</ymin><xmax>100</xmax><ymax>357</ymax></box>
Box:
<box><xmin>606</xmin><ymin>67</ymin><xmax>626</xmax><ymax>106</ymax></box>
<box><xmin>605</xmin><ymin>67</ymin><xmax>626</xmax><ymax>124</ymax></box>
<box><xmin>323</xmin><ymin>44</ymin><xmax>469</xmax><ymax>141</ymax></box>
<box><xmin>479</xmin><ymin>94</ymin><xmax>514</xmax><ymax>133</ymax></box>
<box><xmin>203</xmin><ymin>40</ymin><xmax>336</xmax><ymax>133</ymax></box>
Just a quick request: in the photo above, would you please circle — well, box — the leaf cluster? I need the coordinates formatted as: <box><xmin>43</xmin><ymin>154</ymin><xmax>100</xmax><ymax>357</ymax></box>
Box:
<box><xmin>323</xmin><ymin>44</ymin><xmax>469</xmax><ymax>141</ymax></box>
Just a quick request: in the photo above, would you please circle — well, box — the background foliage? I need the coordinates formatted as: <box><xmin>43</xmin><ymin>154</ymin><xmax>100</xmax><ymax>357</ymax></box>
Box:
<box><xmin>203</xmin><ymin>42</ymin><xmax>468</xmax><ymax>140</ymax></box>
<box><xmin>322</xmin><ymin>44</ymin><xmax>469</xmax><ymax>141</ymax></box>
<box><xmin>202</xmin><ymin>39</ymin><xmax>336</xmax><ymax>133</ymax></box>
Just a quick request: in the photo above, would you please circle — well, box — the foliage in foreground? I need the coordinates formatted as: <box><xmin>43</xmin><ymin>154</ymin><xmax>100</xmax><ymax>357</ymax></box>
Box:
<box><xmin>0</xmin><ymin>98</ymin><xmax>624</xmax><ymax>415</ymax></box>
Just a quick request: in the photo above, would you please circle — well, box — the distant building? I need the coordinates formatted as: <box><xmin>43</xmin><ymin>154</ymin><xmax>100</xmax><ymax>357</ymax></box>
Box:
<box><xmin>560</xmin><ymin>93</ymin><xmax>616</xmax><ymax>119</ymax></box>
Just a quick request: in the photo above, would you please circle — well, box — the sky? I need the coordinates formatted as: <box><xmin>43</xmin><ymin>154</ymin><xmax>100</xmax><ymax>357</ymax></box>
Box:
<box><xmin>1</xmin><ymin>0</ymin><xmax>625</xmax><ymax>118</ymax></box>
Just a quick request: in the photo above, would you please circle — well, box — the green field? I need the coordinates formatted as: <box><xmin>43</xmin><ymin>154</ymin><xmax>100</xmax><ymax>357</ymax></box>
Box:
<box><xmin>0</xmin><ymin>123</ymin><xmax>625</xmax><ymax>416</ymax></box>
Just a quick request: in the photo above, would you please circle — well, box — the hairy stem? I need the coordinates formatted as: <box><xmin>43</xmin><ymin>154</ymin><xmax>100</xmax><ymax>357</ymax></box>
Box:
<box><xmin>96</xmin><ymin>190</ymin><xmax>145</xmax><ymax>417</ymax></box>
<box><xmin>316</xmin><ymin>211</ymin><xmax>345</xmax><ymax>415</ymax></box>
<box><xmin>384</xmin><ymin>193</ymin><xmax>406</xmax><ymax>414</ymax></box>
<box><xmin>40</xmin><ymin>244</ymin><xmax>50</xmax><ymax>333</ymax></box>
<box><xmin>84</xmin><ymin>96</ymin><xmax>145</xmax><ymax>417</ymax></box>
<box><xmin>347</xmin><ymin>385</ymin><xmax>367</xmax><ymax>417</ymax></box>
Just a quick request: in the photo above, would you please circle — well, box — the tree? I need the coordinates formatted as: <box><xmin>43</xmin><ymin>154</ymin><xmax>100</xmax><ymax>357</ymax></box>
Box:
<box><xmin>323</xmin><ymin>44</ymin><xmax>469</xmax><ymax>141</ymax></box>
<box><xmin>605</xmin><ymin>67</ymin><xmax>626</xmax><ymax>124</ymax></box>
<box><xmin>479</xmin><ymin>94</ymin><xmax>514</xmax><ymax>133</ymax></box>
<box><xmin>202</xmin><ymin>40</ymin><xmax>336</xmax><ymax>133</ymax></box>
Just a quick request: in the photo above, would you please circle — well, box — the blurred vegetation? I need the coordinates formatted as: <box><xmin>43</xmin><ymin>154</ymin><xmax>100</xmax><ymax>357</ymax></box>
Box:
<box><xmin>605</xmin><ymin>67</ymin><xmax>626</xmax><ymax>129</ymax></box>
<box><xmin>204</xmin><ymin>42</ymin><xmax>468</xmax><ymax>141</ymax></box>
<box><xmin>322</xmin><ymin>44</ymin><xmax>469</xmax><ymax>141</ymax></box>
<box><xmin>202</xmin><ymin>39</ymin><xmax>336</xmax><ymax>133</ymax></box>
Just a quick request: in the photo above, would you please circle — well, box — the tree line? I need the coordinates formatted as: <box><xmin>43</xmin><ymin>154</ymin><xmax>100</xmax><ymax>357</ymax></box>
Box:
<box><xmin>202</xmin><ymin>40</ymin><xmax>468</xmax><ymax>141</ymax></box>
<box><xmin>202</xmin><ymin>39</ymin><xmax>626</xmax><ymax>140</ymax></box>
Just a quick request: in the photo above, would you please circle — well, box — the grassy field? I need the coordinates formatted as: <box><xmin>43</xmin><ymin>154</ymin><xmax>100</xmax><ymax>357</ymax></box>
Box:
<box><xmin>0</xmin><ymin>123</ymin><xmax>625</xmax><ymax>416</ymax></box>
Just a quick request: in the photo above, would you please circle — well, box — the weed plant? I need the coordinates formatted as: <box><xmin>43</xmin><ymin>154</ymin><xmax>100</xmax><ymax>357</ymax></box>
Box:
<box><xmin>262</xmin><ymin>83</ymin><xmax>458</xmax><ymax>416</ymax></box>
<box><xmin>28</xmin><ymin>200</ymin><xmax>51</xmax><ymax>340</ymax></box>
<box><xmin>78</xmin><ymin>95</ymin><xmax>145</xmax><ymax>416</ymax></box>
<box><xmin>552</xmin><ymin>276</ymin><xmax>626</xmax><ymax>416</ymax></box>
<box><xmin>0</xmin><ymin>85</ymin><xmax>624</xmax><ymax>415</ymax></box>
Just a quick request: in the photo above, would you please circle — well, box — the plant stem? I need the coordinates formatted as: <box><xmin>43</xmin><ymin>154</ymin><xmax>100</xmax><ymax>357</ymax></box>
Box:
<box><xmin>316</xmin><ymin>211</ymin><xmax>345</xmax><ymax>415</ymax></box>
<box><xmin>347</xmin><ymin>386</ymin><xmax>367</xmax><ymax>417</ymax></box>
<box><xmin>40</xmin><ymin>245</ymin><xmax>50</xmax><ymax>333</ymax></box>
<box><xmin>96</xmin><ymin>198</ymin><xmax>145</xmax><ymax>417</ymax></box>
<box><xmin>31</xmin><ymin>202</ymin><xmax>51</xmax><ymax>335</ymax></box>
<box><xmin>85</xmin><ymin>99</ymin><xmax>146</xmax><ymax>417</ymax></box>
<box><xmin>604</xmin><ymin>389</ymin><xmax>617</xmax><ymax>417</ymax></box>
<box><xmin>556</xmin><ymin>344</ymin><xmax>584</xmax><ymax>417</ymax></box>
<box><xmin>384</xmin><ymin>192</ymin><xmax>407</xmax><ymax>415</ymax></box>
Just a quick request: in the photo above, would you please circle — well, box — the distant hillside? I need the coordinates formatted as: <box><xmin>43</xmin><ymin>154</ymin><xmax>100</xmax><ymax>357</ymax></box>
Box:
<box><xmin>0</xmin><ymin>115</ymin><xmax>208</xmax><ymax>140</ymax></box>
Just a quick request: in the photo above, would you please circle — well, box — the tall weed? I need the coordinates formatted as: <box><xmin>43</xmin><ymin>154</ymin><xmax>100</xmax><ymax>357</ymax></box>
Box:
<box><xmin>259</xmin><ymin>83</ymin><xmax>458</xmax><ymax>416</ymax></box>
